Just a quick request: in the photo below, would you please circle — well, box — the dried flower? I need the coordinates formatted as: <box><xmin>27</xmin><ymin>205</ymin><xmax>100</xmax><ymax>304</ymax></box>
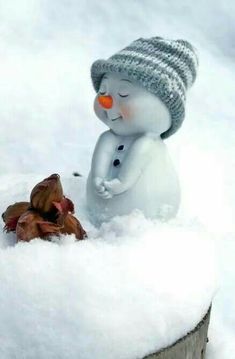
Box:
<box><xmin>2</xmin><ymin>173</ymin><xmax>86</xmax><ymax>243</ymax></box>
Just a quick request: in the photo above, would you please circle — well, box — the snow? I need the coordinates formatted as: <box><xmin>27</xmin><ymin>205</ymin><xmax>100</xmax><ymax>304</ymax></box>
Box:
<box><xmin>0</xmin><ymin>175</ymin><xmax>215</xmax><ymax>359</ymax></box>
<box><xmin>0</xmin><ymin>0</ymin><xmax>234</xmax><ymax>358</ymax></box>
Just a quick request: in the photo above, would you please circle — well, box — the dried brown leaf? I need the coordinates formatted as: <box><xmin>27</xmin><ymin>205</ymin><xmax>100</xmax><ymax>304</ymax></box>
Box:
<box><xmin>60</xmin><ymin>214</ymin><xmax>87</xmax><ymax>240</ymax></box>
<box><xmin>2</xmin><ymin>202</ymin><xmax>30</xmax><ymax>232</ymax></box>
<box><xmin>16</xmin><ymin>210</ymin><xmax>61</xmax><ymax>242</ymax></box>
<box><xmin>30</xmin><ymin>174</ymin><xmax>63</xmax><ymax>213</ymax></box>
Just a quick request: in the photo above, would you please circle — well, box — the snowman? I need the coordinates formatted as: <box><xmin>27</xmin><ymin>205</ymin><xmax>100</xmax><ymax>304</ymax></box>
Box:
<box><xmin>86</xmin><ymin>37</ymin><xmax>198</xmax><ymax>224</ymax></box>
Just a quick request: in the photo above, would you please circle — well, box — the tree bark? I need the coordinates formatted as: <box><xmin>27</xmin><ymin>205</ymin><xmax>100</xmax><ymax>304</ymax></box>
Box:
<box><xmin>144</xmin><ymin>306</ymin><xmax>211</xmax><ymax>359</ymax></box>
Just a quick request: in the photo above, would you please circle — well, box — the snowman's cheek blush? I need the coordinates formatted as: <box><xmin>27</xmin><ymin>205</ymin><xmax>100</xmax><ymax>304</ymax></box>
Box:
<box><xmin>120</xmin><ymin>104</ymin><xmax>132</xmax><ymax>120</ymax></box>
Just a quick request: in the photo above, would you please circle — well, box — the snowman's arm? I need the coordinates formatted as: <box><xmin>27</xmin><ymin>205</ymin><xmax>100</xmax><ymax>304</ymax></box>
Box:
<box><xmin>91</xmin><ymin>130</ymin><xmax>117</xmax><ymax>180</ymax></box>
<box><xmin>104</xmin><ymin>136</ymin><xmax>155</xmax><ymax>194</ymax></box>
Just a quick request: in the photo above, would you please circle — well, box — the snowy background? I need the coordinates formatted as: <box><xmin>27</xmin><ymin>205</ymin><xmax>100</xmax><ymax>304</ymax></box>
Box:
<box><xmin>0</xmin><ymin>0</ymin><xmax>235</xmax><ymax>358</ymax></box>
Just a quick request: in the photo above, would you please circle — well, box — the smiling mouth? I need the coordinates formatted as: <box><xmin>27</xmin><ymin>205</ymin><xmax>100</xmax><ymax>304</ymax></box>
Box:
<box><xmin>111</xmin><ymin>116</ymin><xmax>122</xmax><ymax>122</ymax></box>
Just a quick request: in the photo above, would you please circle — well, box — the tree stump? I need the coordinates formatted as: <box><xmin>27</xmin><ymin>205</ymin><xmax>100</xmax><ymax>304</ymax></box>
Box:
<box><xmin>144</xmin><ymin>306</ymin><xmax>211</xmax><ymax>359</ymax></box>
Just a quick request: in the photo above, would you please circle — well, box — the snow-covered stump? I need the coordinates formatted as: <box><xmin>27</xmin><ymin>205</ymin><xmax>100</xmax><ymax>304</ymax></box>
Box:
<box><xmin>144</xmin><ymin>307</ymin><xmax>211</xmax><ymax>359</ymax></box>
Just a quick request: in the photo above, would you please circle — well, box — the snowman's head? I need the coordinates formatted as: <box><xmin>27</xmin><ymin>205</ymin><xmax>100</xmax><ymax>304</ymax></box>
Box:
<box><xmin>94</xmin><ymin>73</ymin><xmax>171</xmax><ymax>137</ymax></box>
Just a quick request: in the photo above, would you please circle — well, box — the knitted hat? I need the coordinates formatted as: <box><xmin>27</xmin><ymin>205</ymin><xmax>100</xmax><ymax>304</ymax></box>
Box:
<box><xmin>91</xmin><ymin>37</ymin><xmax>198</xmax><ymax>138</ymax></box>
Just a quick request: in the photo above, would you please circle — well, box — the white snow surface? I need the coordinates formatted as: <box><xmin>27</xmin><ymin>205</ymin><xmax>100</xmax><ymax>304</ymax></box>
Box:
<box><xmin>0</xmin><ymin>0</ymin><xmax>234</xmax><ymax>358</ymax></box>
<box><xmin>0</xmin><ymin>175</ymin><xmax>215</xmax><ymax>359</ymax></box>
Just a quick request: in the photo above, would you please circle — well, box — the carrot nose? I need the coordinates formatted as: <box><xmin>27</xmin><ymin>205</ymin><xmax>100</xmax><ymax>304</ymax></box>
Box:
<box><xmin>98</xmin><ymin>95</ymin><xmax>113</xmax><ymax>109</ymax></box>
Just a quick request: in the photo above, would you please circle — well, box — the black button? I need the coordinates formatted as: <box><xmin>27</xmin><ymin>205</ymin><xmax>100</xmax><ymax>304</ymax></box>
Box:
<box><xmin>113</xmin><ymin>159</ymin><xmax>121</xmax><ymax>167</ymax></box>
<box><xmin>118</xmin><ymin>145</ymin><xmax>124</xmax><ymax>151</ymax></box>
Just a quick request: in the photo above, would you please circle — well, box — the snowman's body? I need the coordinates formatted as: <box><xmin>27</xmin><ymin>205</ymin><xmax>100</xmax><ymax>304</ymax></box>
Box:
<box><xmin>86</xmin><ymin>73</ymin><xmax>180</xmax><ymax>224</ymax></box>
<box><xmin>87</xmin><ymin>131</ymin><xmax>180</xmax><ymax>223</ymax></box>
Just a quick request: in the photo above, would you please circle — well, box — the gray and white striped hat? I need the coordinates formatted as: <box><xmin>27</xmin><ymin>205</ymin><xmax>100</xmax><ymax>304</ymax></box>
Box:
<box><xmin>91</xmin><ymin>37</ymin><xmax>198</xmax><ymax>138</ymax></box>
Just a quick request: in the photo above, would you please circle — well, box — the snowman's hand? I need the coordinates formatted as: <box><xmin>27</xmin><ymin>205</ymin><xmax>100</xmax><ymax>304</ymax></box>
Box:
<box><xmin>104</xmin><ymin>179</ymin><xmax>124</xmax><ymax>195</ymax></box>
<box><xmin>97</xmin><ymin>190</ymin><xmax>113</xmax><ymax>199</ymax></box>
<box><xmin>93</xmin><ymin>177</ymin><xmax>105</xmax><ymax>194</ymax></box>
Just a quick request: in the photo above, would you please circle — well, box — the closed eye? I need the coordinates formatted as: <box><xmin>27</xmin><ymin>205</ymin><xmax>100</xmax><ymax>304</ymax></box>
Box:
<box><xmin>99</xmin><ymin>91</ymin><xmax>106</xmax><ymax>95</ymax></box>
<box><xmin>118</xmin><ymin>94</ymin><xmax>129</xmax><ymax>98</ymax></box>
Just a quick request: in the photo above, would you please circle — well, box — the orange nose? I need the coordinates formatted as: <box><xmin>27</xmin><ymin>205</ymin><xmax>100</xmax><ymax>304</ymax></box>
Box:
<box><xmin>98</xmin><ymin>95</ymin><xmax>113</xmax><ymax>109</ymax></box>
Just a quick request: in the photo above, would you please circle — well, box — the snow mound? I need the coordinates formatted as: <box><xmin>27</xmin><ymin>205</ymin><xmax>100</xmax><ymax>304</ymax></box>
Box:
<box><xmin>0</xmin><ymin>175</ymin><xmax>216</xmax><ymax>359</ymax></box>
